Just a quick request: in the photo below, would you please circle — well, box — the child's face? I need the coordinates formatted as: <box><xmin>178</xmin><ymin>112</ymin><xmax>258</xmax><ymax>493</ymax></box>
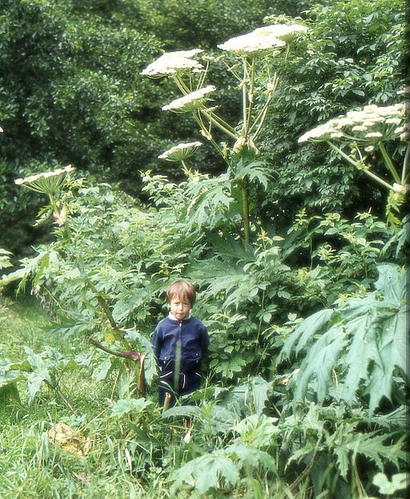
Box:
<box><xmin>169</xmin><ymin>295</ymin><xmax>191</xmax><ymax>320</ymax></box>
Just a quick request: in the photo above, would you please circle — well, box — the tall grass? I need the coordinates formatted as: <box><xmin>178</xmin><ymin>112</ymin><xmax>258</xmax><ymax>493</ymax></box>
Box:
<box><xmin>0</xmin><ymin>295</ymin><xmax>173</xmax><ymax>498</ymax></box>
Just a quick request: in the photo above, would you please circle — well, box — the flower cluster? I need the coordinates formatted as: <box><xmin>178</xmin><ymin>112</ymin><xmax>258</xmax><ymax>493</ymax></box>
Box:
<box><xmin>158</xmin><ymin>142</ymin><xmax>202</xmax><ymax>162</ymax></box>
<box><xmin>162</xmin><ymin>86</ymin><xmax>216</xmax><ymax>112</ymax></box>
<box><xmin>217</xmin><ymin>24</ymin><xmax>308</xmax><ymax>55</ymax></box>
<box><xmin>15</xmin><ymin>165</ymin><xmax>75</xmax><ymax>194</ymax></box>
<box><xmin>298</xmin><ymin>103</ymin><xmax>406</xmax><ymax>144</ymax></box>
<box><xmin>141</xmin><ymin>49</ymin><xmax>204</xmax><ymax>77</ymax></box>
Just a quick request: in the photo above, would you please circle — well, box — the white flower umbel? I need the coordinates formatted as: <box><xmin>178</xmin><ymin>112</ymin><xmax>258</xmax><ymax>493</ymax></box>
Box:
<box><xmin>299</xmin><ymin>103</ymin><xmax>405</xmax><ymax>144</ymax></box>
<box><xmin>299</xmin><ymin>102</ymin><xmax>407</xmax><ymax>193</ymax></box>
<box><xmin>218</xmin><ymin>28</ymin><xmax>285</xmax><ymax>55</ymax></box>
<box><xmin>141</xmin><ymin>49</ymin><xmax>204</xmax><ymax>77</ymax></box>
<box><xmin>217</xmin><ymin>24</ymin><xmax>308</xmax><ymax>55</ymax></box>
<box><xmin>158</xmin><ymin>141</ymin><xmax>202</xmax><ymax>162</ymax></box>
<box><xmin>162</xmin><ymin>85</ymin><xmax>216</xmax><ymax>112</ymax></box>
<box><xmin>255</xmin><ymin>24</ymin><xmax>309</xmax><ymax>42</ymax></box>
<box><xmin>15</xmin><ymin>165</ymin><xmax>75</xmax><ymax>195</ymax></box>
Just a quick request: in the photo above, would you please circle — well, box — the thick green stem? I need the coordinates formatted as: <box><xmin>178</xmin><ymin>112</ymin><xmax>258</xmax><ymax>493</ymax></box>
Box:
<box><xmin>249</xmin><ymin>85</ymin><xmax>276</xmax><ymax>141</ymax></box>
<box><xmin>241</xmin><ymin>59</ymin><xmax>249</xmax><ymax>135</ymax></box>
<box><xmin>245</xmin><ymin>58</ymin><xmax>255</xmax><ymax>137</ymax></box>
<box><xmin>173</xmin><ymin>75</ymin><xmax>191</xmax><ymax>94</ymax></box>
<box><xmin>181</xmin><ymin>160</ymin><xmax>190</xmax><ymax>175</ymax></box>
<box><xmin>379</xmin><ymin>142</ymin><xmax>401</xmax><ymax>183</ymax></box>
<box><xmin>328</xmin><ymin>142</ymin><xmax>394</xmax><ymax>191</ymax></box>
<box><xmin>198</xmin><ymin>109</ymin><xmax>237</xmax><ymax>139</ymax></box>
<box><xmin>86</xmin><ymin>280</ymin><xmax>118</xmax><ymax>330</ymax></box>
<box><xmin>192</xmin><ymin>112</ymin><xmax>230</xmax><ymax>165</ymax></box>
<box><xmin>196</xmin><ymin>60</ymin><xmax>210</xmax><ymax>89</ymax></box>
<box><xmin>241</xmin><ymin>179</ymin><xmax>250</xmax><ymax>246</ymax></box>
<box><xmin>401</xmin><ymin>143</ymin><xmax>410</xmax><ymax>184</ymax></box>
<box><xmin>201</xmin><ymin>108</ymin><xmax>236</xmax><ymax>135</ymax></box>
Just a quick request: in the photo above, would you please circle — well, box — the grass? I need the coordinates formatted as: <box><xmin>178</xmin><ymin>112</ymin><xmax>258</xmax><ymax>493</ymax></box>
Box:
<box><xmin>3</xmin><ymin>295</ymin><xmax>386</xmax><ymax>499</ymax></box>
<box><xmin>0</xmin><ymin>295</ymin><xmax>174</xmax><ymax>498</ymax></box>
<box><xmin>1</xmin><ymin>296</ymin><xmax>298</xmax><ymax>499</ymax></box>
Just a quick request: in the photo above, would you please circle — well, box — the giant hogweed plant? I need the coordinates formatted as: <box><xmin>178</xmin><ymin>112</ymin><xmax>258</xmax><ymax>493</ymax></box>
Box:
<box><xmin>141</xmin><ymin>19</ymin><xmax>309</xmax><ymax>245</ymax></box>
<box><xmin>298</xmin><ymin>101</ymin><xmax>409</xmax><ymax>225</ymax></box>
<box><xmin>1</xmin><ymin>180</ymin><xmax>177</xmax><ymax>400</ymax></box>
<box><xmin>2</xmin><ymin>161</ymin><xmax>408</xmax><ymax>498</ymax></box>
<box><xmin>280</xmin><ymin>263</ymin><xmax>408</xmax><ymax>414</ymax></box>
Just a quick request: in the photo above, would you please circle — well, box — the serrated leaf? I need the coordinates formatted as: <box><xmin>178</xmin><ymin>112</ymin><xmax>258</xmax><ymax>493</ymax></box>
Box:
<box><xmin>294</xmin><ymin>324</ymin><xmax>347</xmax><ymax>402</ymax></box>
<box><xmin>280</xmin><ymin>308</ymin><xmax>335</xmax><ymax>360</ymax></box>
<box><xmin>172</xmin><ymin>451</ymin><xmax>239</xmax><ymax>494</ymax></box>
<box><xmin>124</xmin><ymin>329</ymin><xmax>153</xmax><ymax>352</ymax></box>
<box><xmin>161</xmin><ymin>405</ymin><xmax>201</xmax><ymax>419</ymax></box>
<box><xmin>226</xmin><ymin>443</ymin><xmax>276</xmax><ymax>471</ymax></box>
<box><xmin>92</xmin><ymin>358</ymin><xmax>112</xmax><ymax>381</ymax></box>
<box><xmin>27</xmin><ymin>371</ymin><xmax>48</xmax><ymax>402</ymax></box>
<box><xmin>374</xmin><ymin>264</ymin><xmax>406</xmax><ymax>302</ymax></box>
<box><xmin>111</xmin><ymin>397</ymin><xmax>152</xmax><ymax>418</ymax></box>
<box><xmin>346</xmin><ymin>432</ymin><xmax>406</xmax><ymax>470</ymax></box>
<box><xmin>336</xmin><ymin>311</ymin><xmax>378</xmax><ymax>404</ymax></box>
<box><xmin>283</xmin><ymin>265</ymin><xmax>407</xmax><ymax>413</ymax></box>
<box><xmin>232</xmin><ymin>414</ymin><xmax>278</xmax><ymax>447</ymax></box>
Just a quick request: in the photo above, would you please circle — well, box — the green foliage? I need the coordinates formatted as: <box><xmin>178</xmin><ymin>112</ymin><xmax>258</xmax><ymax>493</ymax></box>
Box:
<box><xmin>258</xmin><ymin>0</ymin><xmax>405</xmax><ymax>221</ymax></box>
<box><xmin>110</xmin><ymin>397</ymin><xmax>153</xmax><ymax>418</ymax></box>
<box><xmin>0</xmin><ymin>0</ymin><xmax>275</xmax><ymax>258</ymax></box>
<box><xmin>1</xmin><ymin>3</ymin><xmax>408</xmax><ymax>496</ymax></box>
<box><xmin>171</xmin><ymin>450</ymin><xmax>240</xmax><ymax>493</ymax></box>
<box><xmin>0</xmin><ymin>249</ymin><xmax>13</xmax><ymax>270</ymax></box>
<box><xmin>281</xmin><ymin>264</ymin><xmax>408</xmax><ymax>413</ymax></box>
<box><xmin>138</xmin><ymin>0</ymin><xmax>279</xmax><ymax>49</ymax></box>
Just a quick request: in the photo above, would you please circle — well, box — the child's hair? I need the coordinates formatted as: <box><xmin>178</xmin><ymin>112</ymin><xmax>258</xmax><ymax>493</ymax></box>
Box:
<box><xmin>166</xmin><ymin>279</ymin><xmax>196</xmax><ymax>305</ymax></box>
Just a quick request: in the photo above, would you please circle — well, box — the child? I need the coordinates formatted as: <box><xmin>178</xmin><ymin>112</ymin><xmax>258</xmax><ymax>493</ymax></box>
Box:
<box><xmin>151</xmin><ymin>279</ymin><xmax>209</xmax><ymax>407</ymax></box>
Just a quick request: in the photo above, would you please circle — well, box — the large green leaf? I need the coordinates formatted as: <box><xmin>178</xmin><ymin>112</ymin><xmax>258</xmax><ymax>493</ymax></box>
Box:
<box><xmin>294</xmin><ymin>324</ymin><xmax>348</xmax><ymax>402</ymax></box>
<box><xmin>336</xmin><ymin>311</ymin><xmax>378</xmax><ymax>404</ymax></box>
<box><xmin>280</xmin><ymin>308</ymin><xmax>335</xmax><ymax>359</ymax></box>
<box><xmin>374</xmin><ymin>263</ymin><xmax>407</xmax><ymax>302</ymax></box>
<box><xmin>111</xmin><ymin>397</ymin><xmax>152</xmax><ymax>418</ymax></box>
<box><xmin>171</xmin><ymin>451</ymin><xmax>240</xmax><ymax>494</ymax></box>
<box><xmin>283</xmin><ymin>264</ymin><xmax>408</xmax><ymax>413</ymax></box>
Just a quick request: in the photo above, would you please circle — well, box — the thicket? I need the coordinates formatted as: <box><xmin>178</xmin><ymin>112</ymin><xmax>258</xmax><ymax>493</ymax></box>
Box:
<box><xmin>1</xmin><ymin>0</ymin><xmax>408</xmax><ymax>497</ymax></box>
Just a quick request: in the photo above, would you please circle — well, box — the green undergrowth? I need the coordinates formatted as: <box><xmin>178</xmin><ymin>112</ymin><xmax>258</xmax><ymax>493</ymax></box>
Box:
<box><xmin>0</xmin><ymin>296</ymin><xmax>166</xmax><ymax>498</ymax></box>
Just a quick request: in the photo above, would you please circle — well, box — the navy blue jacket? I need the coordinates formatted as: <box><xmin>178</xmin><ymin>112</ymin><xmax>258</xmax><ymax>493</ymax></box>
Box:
<box><xmin>151</xmin><ymin>315</ymin><xmax>208</xmax><ymax>372</ymax></box>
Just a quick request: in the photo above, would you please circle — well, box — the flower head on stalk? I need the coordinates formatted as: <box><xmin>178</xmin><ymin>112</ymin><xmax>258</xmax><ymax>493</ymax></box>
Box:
<box><xmin>298</xmin><ymin>103</ymin><xmax>406</xmax><ymax>144</ymax></box>
<box><xmin>141</xmin><ymin>49</ymin><xmax>204</xmax><ymax>77</ymax></box>
<box><xmin>15</xmin><ymin>165</ymin><xmax>75</xmax><ymax>195</ymax></box>
<box><xmin>158</xmin><ymin>142</ymin><xmax>202</xmax><ymax>162</ymax></box>
<box><xmin>217</xmin><ymin>24</ymin><xmax>308</xmax><ymax>55</ymax></box>
<box><xmin>162</xmin><ymin>86</ymin><xmax>216</xmax><ymax>112</ymax></box>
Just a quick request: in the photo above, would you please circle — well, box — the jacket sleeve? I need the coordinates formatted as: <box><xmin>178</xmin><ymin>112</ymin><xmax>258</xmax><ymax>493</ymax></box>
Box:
<box><xmin>151</xmin><ymin>326</ymin><xmax>163</xmax><ymax>365</ymax></box>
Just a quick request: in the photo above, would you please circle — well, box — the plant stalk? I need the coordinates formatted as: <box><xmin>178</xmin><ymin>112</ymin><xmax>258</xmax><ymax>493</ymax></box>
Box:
<box><xmin>379</xmin><ymin>142</ymin><xmax>401</xmax><ymax>183</ymax></box>
<box><xmin>328</xmin><ymin>142</ymin><xmax>393</xmax><ymax>191</ymax></box>
<box><xmin>241</xmin><ymin>179</ymin><xmax>250</xmax><ymax>246</ymax></box>
<box><xmin>402</xmin><ymin>143</ymin><xmax>410</xmax><ymax>183</ymax></box>
<box><xmin>44</xmin><ymin>380</ymin><xmax>79</xmax><ymax>416</ymax></box>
